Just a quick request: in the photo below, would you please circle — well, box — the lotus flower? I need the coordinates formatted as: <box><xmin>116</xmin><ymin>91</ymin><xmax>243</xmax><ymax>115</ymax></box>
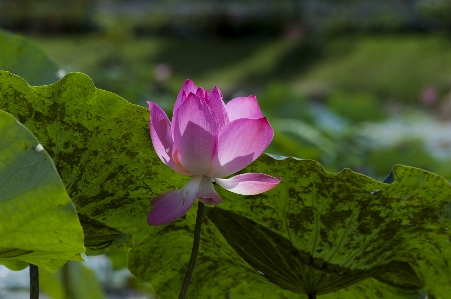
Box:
<box><xmin>147</xmin><ymin>80</ymin><xmax>281</xmax><ymax>225</ymax></box>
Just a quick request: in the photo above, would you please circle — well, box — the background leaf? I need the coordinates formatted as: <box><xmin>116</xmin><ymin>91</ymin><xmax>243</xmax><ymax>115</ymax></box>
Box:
<box><xmin>129</xmin><ymin>154</ymin><xmax>451</xmax><ymax>298</ymax></box>
<box><xmin>0</xmin><ymin>29</ymin><xmax>61</xmax><ymax>86</ymax></box>
<box><xmin>0</xmin><ymin>70</ymin><xmax>185</xmax><ymax>253</ymax></box>
<box><xmin>40</xmin><ymin>261</ymin><xmax>107</xmax><ymax>299</ymax></box>
<box><xmin>0</xmin><ymin>110</ymin><xmax>84</xmax><ymax>272</ymax></box>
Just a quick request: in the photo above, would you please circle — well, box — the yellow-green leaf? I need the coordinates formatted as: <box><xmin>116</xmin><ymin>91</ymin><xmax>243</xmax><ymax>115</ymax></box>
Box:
<box><xmin>0</xmin><ymin>71</ymin><xmax>185</xmax><ymax>253</ymax></box>
<box><xmin>0</xmin><ymin>110</ymin><xmax>84</xmax><ymax>272</ymax></box>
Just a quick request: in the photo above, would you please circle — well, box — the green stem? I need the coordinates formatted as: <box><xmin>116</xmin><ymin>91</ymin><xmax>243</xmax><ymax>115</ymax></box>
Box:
<box><xmin>29</xmin><ymin>264</ymin><xmax>39</xmax><ymax>299</ymax></box>
<box><xmin>307</xmin><ymin>293</ymin><xmax>316</xmax><ymax>299</ymax></box>
<box><xmin>178</xmin><ymin>201</ymin><xmax>205</xmax><ymax>299</ymax></box>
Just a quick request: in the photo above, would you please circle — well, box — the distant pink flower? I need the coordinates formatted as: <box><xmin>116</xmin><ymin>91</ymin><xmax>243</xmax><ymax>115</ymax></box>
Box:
<box><xmin>420</xmin><ymin>86</ymin><xmax>438</xmax><ymax>106</ymax></box>
<box><xmin>147</xmin><ymin>79</ymin><xmax>281</xmax><ymax>225</ymax></box>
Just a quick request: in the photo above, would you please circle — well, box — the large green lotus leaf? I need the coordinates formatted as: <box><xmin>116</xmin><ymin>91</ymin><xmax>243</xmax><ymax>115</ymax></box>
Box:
<box><xmin>0</xmin><ymin>110</ymin><xmax>84</xmax><ymax>272</ymax></box>
<box><xmin>0</xmin><ymin>29</ymin><xmax>61</xmax><ymax>86</ymax></box>
<box><xmin>0</xmin><ymin>71</ymin><xmax>185</xmax><ymax>253</ymax></box>
<box><xmin>128</xmin><ymin>207</ymin><xmax>421</xmax><ymax>299</ymax></box>
<box><xmin>213</xmin><ymin>155</ymin><xmax>451</xmax><ymax>297</ymax></box>
<box><xmin>128</xmin><ymin>154</ymin><xmax>451</xmax><ymax>298</ymax></box>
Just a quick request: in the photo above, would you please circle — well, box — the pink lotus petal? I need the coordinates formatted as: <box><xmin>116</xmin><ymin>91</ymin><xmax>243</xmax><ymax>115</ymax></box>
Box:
<box><xmin>197</xmin><ymin>176</ymin><xmax>222</xmax><ymax>203</ymax></box>
<box><xmin>196</xmin><ymin>87</ymin><xmax>206</xmax><ymax>99</ymax></box>
<box><xmin>209</xmin><ymin>118</ymin><xmax>274</xmax><ymax>178</ymax></box>
<box><xmin>148</xmin><ymin>101</ymin><xmax>191</xmax><ymax>176</ymax></box>
<box><xmin>174</xmin><ymin>79</ymin><xmax>197</xmax><ymax>114</ymax></box>
<box><xmin>206</xmin><ymin>87</ymin><xmax>228</xmax><ymax>130</ymax></box>
<box><xmin>173</xmin><ymin>93</ymin><xmax>219</xmax><ymax>175</ymax></box>
<box><xmin>225</xmin><ymin>95</ymin><xmax>263</xmax><ymax>122</ymax></box>
<box><xmin>148</xmin><ymin>176</ymin><xmax>203</xmax><ymax>225</ymax></box>
<box><xmin>215</xmin><ymin>173</ymin><xmax>281</xmax><ymax>195</ymax></box>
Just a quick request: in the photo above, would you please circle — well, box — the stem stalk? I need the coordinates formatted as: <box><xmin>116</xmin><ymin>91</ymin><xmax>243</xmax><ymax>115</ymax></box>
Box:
<box><xmin>29</xmin><ymin>264</ymin><xmax>39</xmax><ymax>299</ymax></box>
<box><xmin>178</xmin><ymin>201</ymin><xmax>205</xmax><ymax>299</ymax></box>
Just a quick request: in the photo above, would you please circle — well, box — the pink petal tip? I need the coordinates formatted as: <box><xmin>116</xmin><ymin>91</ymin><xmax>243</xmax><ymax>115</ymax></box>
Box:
<box><xmin>215</xmin><ymin>173</ymin><xmax>281</xmax><ymax>195</ymax></box>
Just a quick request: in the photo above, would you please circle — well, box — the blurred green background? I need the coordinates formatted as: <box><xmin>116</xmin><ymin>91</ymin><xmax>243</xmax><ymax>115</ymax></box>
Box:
<box><xmin>1</xmin><ymin>0</ymin><xmax>451</xmax><ymax>297</ymax></box>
